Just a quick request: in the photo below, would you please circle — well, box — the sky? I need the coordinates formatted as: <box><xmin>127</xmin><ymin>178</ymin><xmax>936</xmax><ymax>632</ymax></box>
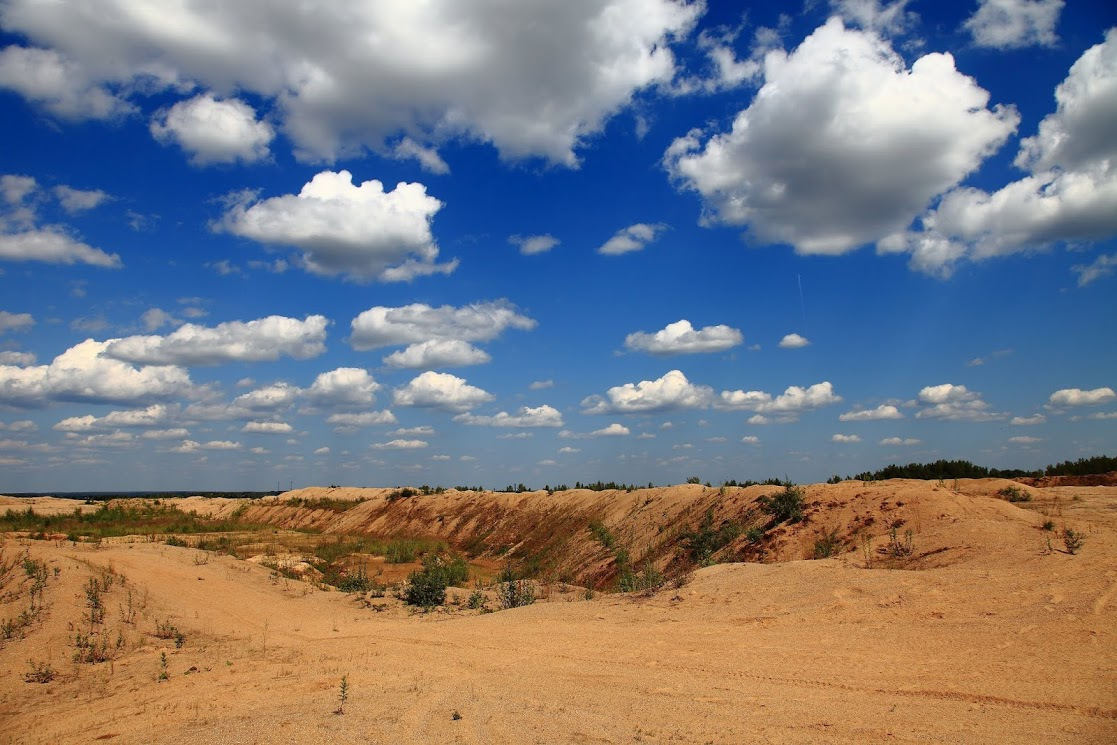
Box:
<box><xmin>0</xmin><ymin>0</ymin><xmax>1115</xmax><ymax>492</ymax></box>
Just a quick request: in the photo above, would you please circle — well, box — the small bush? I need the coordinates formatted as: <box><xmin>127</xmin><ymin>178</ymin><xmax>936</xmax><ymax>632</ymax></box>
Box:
<box><xmin>998</xmin><ymin>485</ymin><xmax>1031</xmax><ymax>503</ymax></box>
<box><xmin>1063</xmin><ymin>528</ymin><xmax>1084</xmax><ymax>555</ymax></box>
<box><xmin>467</xmin><ymin>589</ymin><xmax>486</xmax><ymax>610</ymax></box>
<box><xmin>682</xmin><ymin>509</ymin><xmax>741</xmax><ymax>566</ymax></box>
<box><xmin>759</xmin><ymin>482</ymin><xmax>805</xmax><ymax>524</ymax></box>
<box><xmin>497</xmin><ymin>579</ymin><xmax>535</xmax><ymax>609</ymax></box>
<box><xmin>1041</xmin><ymin>520</ymin><xmax>1055</xmax><ymax>532</ymax></box>
<box><xmin>403</xmin><ymin>554</ymin><xmax>467</xmax><ymax>608</ymax></box>
<box><xmin>811</xmin><ymin>529</ymin><xmax>843</xmax><ymax>559</ymax></box>
<box><xmin>24</xmin><ymin>659</ymin><xmax>55</xmax><ymax>683</ymax></box>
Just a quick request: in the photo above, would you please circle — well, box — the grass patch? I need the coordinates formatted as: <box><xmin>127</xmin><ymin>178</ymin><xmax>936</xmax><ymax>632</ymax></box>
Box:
<box><xmin>1</xmin><ymin>502</ymin><xmax>268</xmax><ymax>541</ymax></box>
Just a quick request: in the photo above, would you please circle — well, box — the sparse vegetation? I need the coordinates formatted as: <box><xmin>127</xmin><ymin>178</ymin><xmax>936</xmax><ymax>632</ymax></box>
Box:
<box><xmin>0</xmin><ymin>502</ymin><xmax>267</xmax><ymax>541</ymax></box>
<box><xmin>681</xmin><ymin>509</ymin><xmax>741</xmax><ymax>566</ymax></box>
<box><xmin>24</xmin><ymin>659</ymin><xmax>56</xmax><ymax>683</ymax></box>
<box><xmin>811</xmin><ymin>529</ymin><xmax>844</xmax><ymax>559</ymax></box>
<box><xmin>998</xmin><ymin>485</ymin><xmax>1031</xmax><ymax>503</ymax></box>
<box><xmin>403</xmin><ymin>554</ymin><xmax>469</xmax><ymax>608</ymax></box>
<box><xmin>336</xmin><ymin>675</ymin><xmax>349</xmax><ymax>714</ymax></box>
<box><xmin>1062</xmin><ymin>528</ymin><xmax>1084</xmax><ymax>555</ymax></box>
<box><xmin>758</xmin><ymin>481</ymin><xmax>805</xmax><ymax>525</ymax></box>
<box><xmin>497</xmin><ymin>578</ymin><xmax>536</xmax><ymax>609</ymax></box>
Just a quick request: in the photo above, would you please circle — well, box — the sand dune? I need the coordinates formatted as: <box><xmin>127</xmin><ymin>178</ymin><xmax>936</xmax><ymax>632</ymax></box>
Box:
<box><xmin>1</xmin><ymin>479</ymin><xmax>1115</xmax><ymax>743</ymax></box>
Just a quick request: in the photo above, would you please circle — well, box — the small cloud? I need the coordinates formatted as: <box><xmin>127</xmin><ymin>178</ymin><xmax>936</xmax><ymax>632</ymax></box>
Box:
<box><xmin>314</xmin><ymin>446</ymin><xmax>330</xmax><ymax>455</ymax></box>
<box><xmin>839</xmin><ymin>404</ymin><xmax>903</xmax><ymax>422</ymax></box>
<box><xmin>741</xmin><ymin>435</ymin><xmax>760</xmax><ymax>444</ymax></box>
<box><xmin>597</xmin><ymin>223</ymin><xmax>667</xmax><ymax>255</ymax></box>
<box><xmin>831</xmin><ymin>434</ymin><xmax>861</xmax><ymax>443</ymax></box>
<box><xmin>1048</xmin><ymin>387</ymin><xmax>1116</xmax><ymax>408</ymax></box>
<box><xmin>1010</xmin><ymin>414</ymin><xmax>1046</xmax><ymax>425</ymax></box>
<box><xmin>529</xmin><ymin>379</ymin><xmax>554</xmax><ymax>391</ymax></box>
<box><xmin>371</xmin><ymin>439</ymin><xmax>428</xmax><ymax>450</ymax></box>
<box><xmin>778</xmin><ymin>333</ymin><xmax>810</xmax><ymax>349</ymax></box>
<box><xmin>509</xmin><ymin>234</ymin><xmax>560</xmax><ymax>255</ymax></box>
<box><xmin>879</xmin><ymin>437</ymin><xmax>920</xmax><ymax>446</ymax></box>
<box><xmin>590</xmin><ymin>423</ymin><xmax>630</xmax><ymax>437</ymax></box>
<box><xmin>1008</xmin><ymin>436</ymin><xmax>1042</xmax><ymax>444</ymax></box>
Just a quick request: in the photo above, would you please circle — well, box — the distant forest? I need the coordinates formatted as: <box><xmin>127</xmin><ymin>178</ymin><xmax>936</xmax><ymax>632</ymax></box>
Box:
<box><xmin>836</xmin><ymin>455</ymin><xmax>1117</xmax><ymax>482</ymax></box>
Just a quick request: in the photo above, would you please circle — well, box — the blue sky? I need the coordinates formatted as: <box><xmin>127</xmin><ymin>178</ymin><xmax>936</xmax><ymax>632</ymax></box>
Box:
<box><xmin>0</xmin><ymin>0</ymin><xmax>1115</xmax><ymax>492</ymax></box>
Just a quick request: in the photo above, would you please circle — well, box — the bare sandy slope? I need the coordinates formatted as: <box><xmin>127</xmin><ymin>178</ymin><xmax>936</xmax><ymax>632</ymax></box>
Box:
<box><xmin>1</xmin><ymin>480</ymin><xmax>1115</xmax><ymax>743</ymax></box>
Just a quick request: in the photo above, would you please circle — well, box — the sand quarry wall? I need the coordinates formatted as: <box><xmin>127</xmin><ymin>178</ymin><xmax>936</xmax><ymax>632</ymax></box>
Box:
<box><xmin>166</xmin><ymin>478</ymin><xmax>1066</xmax><ymax>582</ymax></box>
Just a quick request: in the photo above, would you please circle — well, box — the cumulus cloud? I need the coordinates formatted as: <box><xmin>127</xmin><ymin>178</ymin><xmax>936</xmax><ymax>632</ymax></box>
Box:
<box><xmin>778</xmin><ymin>333</ymin><xmax>810</xmax><ymax>349</ymax></box>
<box><xmin>719</xmin><ymin>382</ymin><xmax>842</xmax><ymax>416</ymax></box>
<box><xmin>371</xmin><ymin>439</ymin><xmax>428</xmax><ymax>450</ymax></box>
<box><xmin>831</xmin><ymin>0</ymin><xmax>917</xmax><ymax>34</ymax></box>
<box><xmin>53</xmin><ymin>185</ymin><xmax>109</xmax><ymax>213</ymax></box>
<box><xmin>0</xmin><ymin>419</ymin><xmax>36</xmax><ymax>432</ymax></box>
<box><xmin>1</xmin><ymin>175</ymin><xmax>121</xmax><ymax>268</ymax></box>
<box><xmin>1048</xmin><ymin>387</ymin><xmax>1116</xmax><ymax>407</ymax></box>
<box><xmin>142</xmin><ymin>428</ymin><xmax>189</xmax><ymax>440</ymax></box>
<box><xmin>151</xmin><ymin>94</ymin><xmax>275</xmax><ymax>165</ymax></box>
<box><xmin>0</xmin><ymin>1</ymin><xmax>707</xmax><ymax>164</ymax></box>
<box><xmin>915</xmin><ymin>383</ymin><xmax>1002</xmax><ymax>420</ymax></box>
<box><xmin>591</xmin><ymin>423</ymin><xmax>630</xmax><ymax>437</ymax></box>
<box><xmin>0</xmin><ymin>351</ymin><xmax>35</xmax><ymax>365</ymax></box>
<box><xmin>0</xmin><ymin>311</ymin><xmax>33</xmax><ymax>333</ymax></box>
<box><xmin>383</xmin><ymin>340</ymin><xmax>491</xmax><ymax>369</ymax></box>
<box><xmin>104</xmin><ymin>315</ymin><xmax>328</xmax><ymax>366</ymax></box>
<box><xmin>0</xmin><ymin>339</ymin><xmax>193</xmax><ymax>408</ymax></box>
<box><xmin>582</xmin><ymin>369</ymin><xmax>714</xmax><ymax>414</ymax></box>
<box><xmin>529</xmin><ymin>380</ymin><xmax>554</xmax><ymax>391</ymax></box>
<box><xmin>741</xmin><ymin>435</ymin><xmax>760</xmax><ymax>444</ymax></box>
<box><xmin>453</xmin><ymin>404</ymin><xmax>563</xmax><ymax>428</ymax></box>
<box><xmin>832</xmin><ymin>434</ymin><xmax>862</xmax><ymax>443</ymax></box>
<box><xmin>54</xmin><ymin>404</ymin><xmax>171</xmax><ymax>432</ymax></box>
<box><xmin>964</xmin><ymin>0</ymin><xmax>1064</xmax><ymax>49</ymax></box>
<box><xmin>883</xmin><ymin>29</ymin><xmax>1117</xmax><ymax>275</ymax></box>
<box><xmin>509</xmin><ymin>234</ymin><xmax>560</xmax><ymax>255</ymax></box>
<box><xmin>393</xmin><ymin>371</ymin><xmax>494</xmax><ymax>412</ymax></box>
<box><xmin>304</xmin><ymin>368</ymin><xmax>380</xmax><ymax>408</ymax></box>
<box><xmin>349</xmin><ymin>300</ymin><xmax>535</xmax><ymax>350</ymax></box>
<box><xmin>880</xmin><ymin>437</ymin><xmax>920</xmax><ymax>446</ymax></box>
<box><xmin>219</xmin><ymin>170</ymin><xmax>454</xmax><ymax>282</ymax></box>
<box><xmin>624</xmin><ymin>319</ymin><xmax>742</xmax><ymax>355</ymax></box>
<box><xmin>1009</xmin><ymin>435</ymin><xmax>1042</xmax><ymax>444</ymax></box>
<box><xmin>170</xmin><ymin>440</ymin><xmax>240</xmax><ymax>453</ymax></box>
<box><xmin>0</xmin><ymin>45</ymin><xmax>131</xmax><ymax>120</ymax></box>
<box><xmin>1011</xmin><ymin>414</ymin><xmax>1046</xmax><ymax>425</ymax></box>
<box><xmin>242</xmin><ymin>421</ymin><xmax>293</xmax><ymax>434</ymax></box>
<box><xmin>665</xmin><ymin>18</ymin><xmax>1018</xmax><ymax>256</ymax></box>
<box><xmin>140</xmin><ymin>308</ymin><xmax>177</xmax><ymax>332</ymax></box>
<box><xmin>839</xmin><ymin>404</ymin><xmax>903</xmax><ymax>421</ymax></box>
<box><xmin>597</xmin><ymin>223</ymin><xmax>667</xmax><ymax>255</ymax></box>
<box><xmin>326</xmin><ymin>411</ymin><xmax>397</xmax><ymax>431</ymax></box>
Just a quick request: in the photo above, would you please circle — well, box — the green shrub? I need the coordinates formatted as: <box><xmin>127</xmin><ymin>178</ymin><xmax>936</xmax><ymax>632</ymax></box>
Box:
<box><xmin>758</xmin><ymin>482</ymin><xmax>805</xmax><ymax>524</ymax></box>
<box><xmin>811</xmin><ymin>529</ymin><xmax>843</xmax><ymax>559</ymax></box>
<box><xmin>682</xmin><ymin>509</ymin><xmax>741</xmax><ymax>566</ymax></box>
<box><xmin>998</xmin><ymin>485</ymin><xmax>1031</xmax><ymax>503</ymax></box>
<box><xmin>403</xmin><ymin>554</ymin><xmax>468</xmax><ymax>608</ymax></box>
<box><xmin>1063</xmin><ymin>528</ymin><xmax>1084</xmax><ymax>555</ymax></box>
<box><xmin>497</xmin><ymin>579</ymin><xmax>535</xmax><ymax>609</ymax></box>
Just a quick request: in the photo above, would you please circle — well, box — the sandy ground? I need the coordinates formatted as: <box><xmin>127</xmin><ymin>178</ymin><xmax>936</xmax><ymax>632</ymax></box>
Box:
<box><xmin>1</xmin><ymin>480</ymin><xmax>1115</xmax><ymax>744</ymax></box>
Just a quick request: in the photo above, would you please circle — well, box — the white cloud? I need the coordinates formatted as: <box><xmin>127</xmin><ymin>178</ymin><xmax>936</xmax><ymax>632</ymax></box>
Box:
<box><xmin>839</xmin><ymin>404</ymin><xmax>903</xmax><ymax>421</ymax></box>
<box><xmin>0</xmin><ymin>339</ymin><xmax>193</xmax><ymax>407</ymax></box>
<box><xmin>104</xmin><ymin>315</ymin><xmax>328</xmax><ymax>366</ymax></box>
<box><xmin>151</xmin><ymin>93</ymin><xmax>275</xmax><ymax>165</ymax></box>
<box><xmin>1011</xmin><ymin>414</ymin><xmax>1046</xmax><ymax>425</ymax></box>
<box><xmin>964</xmin><ymin>0</ymin><xmax>1064</xmax><ymax>49</ymax></box>
<box><xmin>393</xmin><ymin>371</ymin><xmax>494</xmax><ymax>412</ymax></box>
<box><xmin>371</xmin><ymin>439</ymin><xmax>428</xmax><ymax>450</ymax></box>
<box><xmin>831</xmin><ymin>0</ymin><xmax>917</xmax><ymax>34</ymax></box>
<box><xmin>391</xmin><ymin>137</ymin><xmax>450</xmax><ymax>175</ymax></box>
<box><xmin>0</xmin><ymin>45</ymin><xmax>130</xmax><ymax>120</ymax></box>
<box><xmin>719</xmin><ymin>382</ymin><xmax>842</xmax><ymax>416</ymax></box>
<box><xmin>666</xmin><ymin>18</ymin><xmax>1018</xmax><ymax>256</ymax></box>
<box><xmin>170</xmin><ymin>440</ymin><xmax>241</xmax><ymax>453</ymax></box>
<box><xmin>778</xmin><ymin>333</ymin><xmax>810</xmax><ymax>349</ymax></box>
<box><xmin>598</xmin><ymin>223</ymin><xmax>667</xmax><ymax>255</ymax></box>
<box><xmin>453</xmin><ymin>404</ymin><xmax>563</xmax><ymax>428</ymax></box>
<box><xmin>559</xmin><ymin>447</ymin><xmax>580</xmax><ymax>454</ymax></box>
<box><xmin>624</xmin><ymin>319</ymin><xmax>742</xmax><ymax>355</ymax></box>
<box><xmin>529</xmin><ymin>380</ymin><xmax>554</xmax><ymax>391</ymax></box>
<box><xmin>1048</xmin><ymin>387</ymin><xmax>1116</xmax><ymax>407</ymax></box>
<box><xmin>591</xmin><ymin>423</ymin><xmax>630</xmax><ymax>437</ymax></box>
<box><xmin>314</xmin><ymin>446</ymin><xmax>329</xmax><ymax>455</ymax></box>
<box><xmin>0</xmin><ymin>351</ymin><xmax>35</xmax><ymax>365</ymax></box>
<box><xmin>53</xmin><ymin>185</ymin><xmax>109</xmax><ymax>213</ymax></box>
<box><xmin>915</xmin><ymin>383</ymin><xmax>1002</xmax><ymax>421</ymax></box>
<box><xmin>383</xmin><ymin>340</ymin><xmax>491</xmax><ymax>369</ymax></box>
<box><xmin>0</xmin><ymin>228</ymin><xmax>121</xmax><ymax>267</ymax></box>
<box><xmin>350</xmin><ymin>300</ymin><xmax>535</xmax><ymax>350</ymax></box>
<box><xmin>233</xmin><ymin>383</ymin><xmax>302</xmax><ymax>412</ymax></box>
<box><xmin>140</xmin><ymin>308</ymin><xmax>177</xmax><ymax>332</ymax></box>
<box><xmin>0</xmin><ymin>419</ymin><xmax>36</xmax><ymax>432</ymax></box>
<box><xmin>219</xmin><ymin>171</ymin><xmax>454</xmax><ymax>282</ymax></box>
<box><xmin>142</xmin><ymin>428</ymin><xmax>189</xmax><ymax>440</ymax></box>
<box><xmin>0</xmin><ymin>311</ymin><xmax>33</xmax><ymax>333</ymax></box>
<box><xmin>741</xmin><ymin>435</ymin><xmax>760</xmax><ymax>444</ymax></box>
<box><xmin>54</xmin><ymin>404</ymin><xmax>171</xmax><ymax>432</ymax></box>
<box><xmin>1072</xmin><ymin>253</ymin><xmax>1117</xmax><ymax>287</ymax></box>
<box><xmin>305</xmin><ymin>368</ymin><xmax>380</xmax><ymax>407</ymax></box>
<box><xmin>509</xmin><ymin>234</ymin><xmax>560</xmax><ymax>255</ymax></box>
<box><xmin>582</xmin><ymin>369</ymin><xmax>714</xmax><ymax>414</ymax></box>
<box><xmin>832</xmin><ymin>434</ymin><xmax>861</xmax><ymax>443</ymax></box>
<box><xmin>326</xmin><ymin>411</ymin><xmax>397</xmax><ymax>430</ymax></box>
<box><xmin>393</xmin><ymin>426</ymin><xmax>434</xmax><ymax>437</ymax></box>
<box><xmin>884</xmin><ymin>29</ymin><xmax>1117</xmax><ymax>275</ymax></box>
<box><xmin>242</xmin><ymin>421</ymin><xmax>293</xmax><ymax>434</ymax></box>
<box><xmin>1009</xmin><ymin>436</ymin><xmax>1043</xmax><ymax>444</ymax></box>
<box><xmin>880</xmin><ymin>437</ymin><xmax>920</xmax><ymax>446</ymax></box>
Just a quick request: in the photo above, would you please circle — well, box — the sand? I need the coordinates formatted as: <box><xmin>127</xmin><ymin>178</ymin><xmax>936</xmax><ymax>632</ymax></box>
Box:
<box><xmin>1</xmin><ymin>479</ymin><xmax>1114</xmax><ymax>743</ymax></box>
